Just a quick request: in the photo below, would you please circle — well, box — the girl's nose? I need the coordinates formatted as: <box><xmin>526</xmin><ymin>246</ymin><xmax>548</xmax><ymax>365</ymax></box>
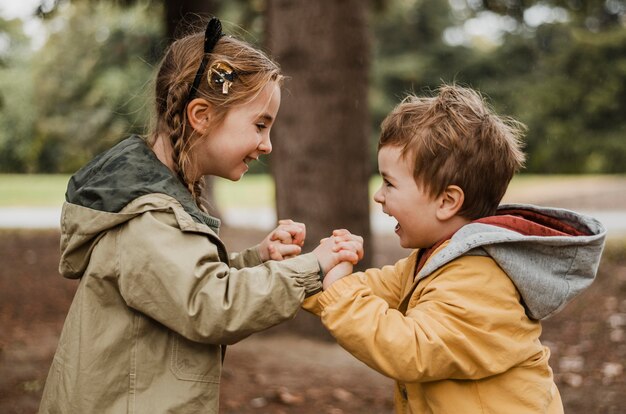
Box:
<box><xmin>258</xmin><ymin>135</ymin><xmax>272</xmax><ymax>154</ymax></box>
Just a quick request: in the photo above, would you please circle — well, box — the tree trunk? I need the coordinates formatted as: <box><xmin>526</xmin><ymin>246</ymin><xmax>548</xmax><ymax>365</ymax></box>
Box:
<box><xmin>266</xmin><ymin>0</ymin><xmax>372</xmax><ymax>265</ymax></box>
<box><xmin>164</xmin><ymin>0</ymin><xmax>220</xmax><ymax>39</ymax></box>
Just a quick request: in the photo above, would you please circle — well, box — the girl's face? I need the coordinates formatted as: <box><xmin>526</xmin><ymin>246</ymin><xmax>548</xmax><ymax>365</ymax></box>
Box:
<box><xmin>193</xmin><ymin>81</ymin><xmax>281</xmax><ymax>181</ymax></box>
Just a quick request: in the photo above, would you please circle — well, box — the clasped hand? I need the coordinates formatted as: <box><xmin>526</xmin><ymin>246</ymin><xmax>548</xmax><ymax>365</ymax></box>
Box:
<box><xmin>258</xmin><ymin>221</ymin><xmax>364</xmax><ymax>290</ymax></box>
<box><xmin>258</xmin><ymin>219</ymin><xmax>306</xmax><ymax>261</ymax></box>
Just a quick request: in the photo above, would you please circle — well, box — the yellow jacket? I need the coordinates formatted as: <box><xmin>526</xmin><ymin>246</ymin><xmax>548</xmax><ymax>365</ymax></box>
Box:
<box><xmin>305</xmin><ymin>246</ymin><xmax>563</xmax><ymax>414</ymax></box>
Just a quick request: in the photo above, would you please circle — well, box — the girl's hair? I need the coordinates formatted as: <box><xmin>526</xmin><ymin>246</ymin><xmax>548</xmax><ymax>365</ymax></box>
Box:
<box><xmin>379</xmin><ymin>84</ymin><xmax>526</xmax><ymax>220</ymax></box>
<box><xmin>149</xmin><ymin>24</ymin><xmax>283</xmax><ymax>208</ymax></box>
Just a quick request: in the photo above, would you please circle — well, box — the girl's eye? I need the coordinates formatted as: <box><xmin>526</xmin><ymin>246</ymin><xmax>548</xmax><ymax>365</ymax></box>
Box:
<box><xmin>383</xmin><ymin>179</ymin><xmax>393</xmax><ymax>188</ymax></box>
<box><xmin>256</xmin><ymin>123</ymin><xmax>267</xmax><ymax>132</ymax></box>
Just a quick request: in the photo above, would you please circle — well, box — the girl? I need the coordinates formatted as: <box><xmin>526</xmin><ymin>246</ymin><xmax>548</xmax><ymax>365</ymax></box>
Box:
<box><xmin>39</xmin><ymin>18</ymin><xmax>362</xmax><ymax>413</ymax></box>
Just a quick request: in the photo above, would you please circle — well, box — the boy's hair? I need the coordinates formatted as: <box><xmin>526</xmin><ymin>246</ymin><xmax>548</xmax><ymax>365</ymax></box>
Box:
<box><xmin>149</xmin><ymin>23</ymin><xmax>283</xmax><ymax>207</ymax></box>
<box><xmin>379</xmin><ymin>84</ymin><xmax>526</xmax><ymax>219</ymax></box>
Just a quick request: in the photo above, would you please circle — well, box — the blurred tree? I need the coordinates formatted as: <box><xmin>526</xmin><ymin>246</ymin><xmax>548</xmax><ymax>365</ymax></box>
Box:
<box><xmin>266</xmin><ymin>0</ymin><xmax>373</xmax><ymax>270</ymax></box>
<box><xmin>26</xmin><ymin>2</ymin><xmax>163</xmax><ymax>173</ymax></box>
<box><xmin>369</xmin><ymin>0</ymin><xmax>478</xmax><ymax>169</ymax></box>
<box><xmin>472</xmin><ymin>0</ymin><xmax>626</xmax><ymax>31</ymax></box>
<box><xmin>164</xmin><ymin>0</ymin><xmax>219</xmax><ymax>39</ymax></box>
<box><xmin>0</xmin><ymin>16</ymin><xmax>36</xmax><ymax>172</ymax></box>
<box><xmin>370</xmin><ymin>0</ymin><xmax>626</xmax><ymax>174</ymax></box>
<box><xmin>7</xmin><ymin>0</ymin><xmax>226</xmax><ymax>211</ymax></box>
<box><xmin>497</xmin><ymin>25</ymin><xmax>626</xmax><ymax>173</ymax></box>
<box><xmin>2</xmin><ymin>0</ymin><xmax>625</xmax><ymax>176</ymax></box>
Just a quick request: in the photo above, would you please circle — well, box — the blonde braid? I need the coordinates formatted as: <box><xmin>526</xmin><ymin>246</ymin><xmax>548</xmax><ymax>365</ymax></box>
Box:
<box><xmin>164</xmin><ymin>82</ymin><xmax>204</xmax><ymax>206</ymax></box>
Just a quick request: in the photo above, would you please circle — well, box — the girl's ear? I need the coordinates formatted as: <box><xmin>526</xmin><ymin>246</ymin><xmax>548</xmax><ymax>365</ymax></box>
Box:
<box><xmin>436</xmin><ymin>185</ymin><xmax>465</xmax><ymax>221</ymax></box>
<box><xmin>186</xmin><ymin>98</ymin><xmax>212</xmax><ymax>133</ymax></box>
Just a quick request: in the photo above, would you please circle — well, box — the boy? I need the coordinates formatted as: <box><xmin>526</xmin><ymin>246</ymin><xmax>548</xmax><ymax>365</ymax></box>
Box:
<box><xmin>306</xmin><ymin>85</ymin><xmax>606</xmax><ymax>413</ymax></box>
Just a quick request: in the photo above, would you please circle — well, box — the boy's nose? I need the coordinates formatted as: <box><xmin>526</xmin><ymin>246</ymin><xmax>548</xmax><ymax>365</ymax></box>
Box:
<box><xmin>373</xmin><ymin>186</ymin><xmax>384</xmax><ymax>204</ymax></box>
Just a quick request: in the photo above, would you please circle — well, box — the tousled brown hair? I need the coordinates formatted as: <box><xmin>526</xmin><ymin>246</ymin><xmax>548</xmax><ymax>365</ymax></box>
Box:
<box><xmin>149</xmin><ymin>24</ymin><xmax>283</xmax><ymax>207</ymax></box>
<box><xmin>379</xmin><ymin>84</ymin><xmax>526</xmax><ymax>219</ymax></box>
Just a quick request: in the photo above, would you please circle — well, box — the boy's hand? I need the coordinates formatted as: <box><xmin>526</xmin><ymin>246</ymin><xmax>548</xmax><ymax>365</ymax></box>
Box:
<box><xmin>323</xmin><ymin>261</ymin><xmax>354</xmax><ymax>290</ymax></box>
<box><xmin>258</xmin><ymin>219</ymin><xmax>306</xmax><ymax>262</ymax></box>
<box><xmin>313</xmin><ymin>229</ymin><xmax>364</xmax><ymax>275</ymax></box>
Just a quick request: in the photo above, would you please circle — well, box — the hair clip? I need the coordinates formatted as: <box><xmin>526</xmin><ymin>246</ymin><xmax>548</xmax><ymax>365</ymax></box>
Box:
<box><xmin>209</xmin><ymin>62</ymin><xmax>236</xmax><ymax>94</ymax></box>
<box><xmin>188</xmin><ymin>17</ymin><xmax>226</xmax><ymax>102</ymax></box>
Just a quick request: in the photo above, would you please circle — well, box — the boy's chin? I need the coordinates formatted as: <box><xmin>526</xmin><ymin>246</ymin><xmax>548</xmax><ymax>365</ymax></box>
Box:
<box><xmin>396</xmin><ymin>234</ymin><xmax>425</xmax><ymax>250</ymax></box>
<box><xmin>397</xmin><ymin>235</ymin><xmax>416</xmax><ymax>249</ymax></box>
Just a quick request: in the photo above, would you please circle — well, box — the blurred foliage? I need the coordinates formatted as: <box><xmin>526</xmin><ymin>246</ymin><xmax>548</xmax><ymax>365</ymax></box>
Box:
<box><xmin>369</xmin><ymin>0</ymin><xmax>626</xmax><ymax>174</ymax></box>
<box><xmin>0</xmin><ymin>0</ymin><xmax>625</xmax><ymax>174</ymax></box>
<box><xmin>0</xmin><ymin>1</ymin><xmax>163</xmax><ymax>173</ymax></box>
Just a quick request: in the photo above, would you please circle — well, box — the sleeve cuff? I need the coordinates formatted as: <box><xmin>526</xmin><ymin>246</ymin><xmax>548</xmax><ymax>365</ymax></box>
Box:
<box><xmin>317</xmin><ymin>275</ymin><xmax>359</xmax><ymax>308</ymax></box>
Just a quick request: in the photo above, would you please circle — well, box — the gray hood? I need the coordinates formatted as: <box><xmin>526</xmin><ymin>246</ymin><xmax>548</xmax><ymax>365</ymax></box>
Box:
<box><xmin>418</xmin><ymin>204</ymin><xmax>606</xmax><ymax>320</ymax></box>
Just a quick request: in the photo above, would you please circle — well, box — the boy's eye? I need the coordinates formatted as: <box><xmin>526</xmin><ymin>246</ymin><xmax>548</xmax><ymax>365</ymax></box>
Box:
<box><xmin>256</xmin><ymin>123</ymin><xmax>267</xmax><ymax>131</ymax></box>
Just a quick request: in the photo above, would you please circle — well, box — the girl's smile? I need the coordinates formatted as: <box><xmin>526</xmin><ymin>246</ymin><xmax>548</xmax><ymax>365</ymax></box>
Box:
<box><xmin>192</xmin><ymin>81</ymin><xmax>281</xmax><ymax>181</ymax></box>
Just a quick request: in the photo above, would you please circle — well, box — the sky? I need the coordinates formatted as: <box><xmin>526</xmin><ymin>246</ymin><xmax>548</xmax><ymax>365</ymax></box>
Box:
<box><xmin>0</xmin><ymin>0</ymin><xmax>49</xmax><ymax>49</ymax></box>
<box><xmin>0</xmin><ymin>0</ymin><xmax>42</xmax><ymax>20</ymax></box>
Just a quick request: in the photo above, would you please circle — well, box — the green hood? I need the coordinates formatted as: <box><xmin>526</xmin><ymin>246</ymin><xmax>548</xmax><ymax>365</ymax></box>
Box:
<box><xmin>60</xmin><ymin>136</ymin><xmax>224</xmax><ymax>279</ymax></box>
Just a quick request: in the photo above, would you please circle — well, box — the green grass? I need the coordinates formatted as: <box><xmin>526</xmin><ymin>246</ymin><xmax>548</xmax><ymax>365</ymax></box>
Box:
<box><xmin>213</xmin><ymin>175</ymin><xmax>275</xmax><ymax>209</ymax></box>
<box><xmin>0</xmin><ymin>173</ymin><xmax>367</xmax><ymax>208</ymax></box>
<box><xmin>0</xmin><ymin>174</ymin><xmax>279</xmax><ymax>208</ymax></box>
<box><xmin>0</xmin><ymin>174</ymin><xmax>71</xmax><ymax>207</ymax></box>
<box><xmin>1</xmin><ymin>173</ymin><xmax>622</xmax><ymax>208</ymax></box>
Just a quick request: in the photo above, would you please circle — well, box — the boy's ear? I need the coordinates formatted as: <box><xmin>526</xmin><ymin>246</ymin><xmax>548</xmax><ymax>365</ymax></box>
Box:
<box><xmin>186</xmin><ymin>98</ymin><xmax>212</xmax><ymax>133</ymax></box>
<box><xmin>436</xmin><ymin>185</ymin><xmax>465</xmax><ymax>221</ymax></box>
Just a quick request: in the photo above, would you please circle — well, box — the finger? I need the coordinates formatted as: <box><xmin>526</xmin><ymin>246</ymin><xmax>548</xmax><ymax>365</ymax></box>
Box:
<box><xmin>333</xmin><ymin>242</ymin><xmax>363</xmax><ymax>261</ymax></box>
<box><xmin>271</xmin><ymin>229</ymin><xmax>294</xmax><ymax>244</ymax></box>
<box><xmin>332</xmin><ymin>241</ymin><xmax>361</xmax><ymax>253</ymax></box>
<box><xmin>275</xmin><ymin>244</ymin><xmax>302</xmax><ymax>258</ymax></box>
<box><xmin>331</xmin><ymin>233</ymin><xmax>358</xmax><ymax>243</ymax></box>
<box><xmin>268</xmin><ymin>244</ymin><xmax>284</xmax><ymax>261</ymax></box>
<box><xmin>336</xmin><ymin>250</ymin><xmax>359</xmax><ymax>265</ymax></box>
<box><xmin>292</xmin><ymin>223</ymin><xmax>306</xmax><ymax>246</ymax></box>
<box><xmin>332</xmin><ymin>231</ymin><xmax>363</xmax><ymax>245</ymax></box>
<box><xmin>274</xmin><ymin>223</ymin><xmax>306</xmax><ymax>246</ymax></box>
<box><xmin>320</xmin><ymin>235</ymin><xmax>338</xmax><ymax>245</ymax></box>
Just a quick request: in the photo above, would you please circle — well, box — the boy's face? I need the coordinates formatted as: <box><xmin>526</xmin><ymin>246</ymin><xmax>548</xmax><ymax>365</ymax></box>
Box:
<box><xmin>373</xmin><ymin>146</ymin><xmax>442</xmax><ymax>249</ymax></box>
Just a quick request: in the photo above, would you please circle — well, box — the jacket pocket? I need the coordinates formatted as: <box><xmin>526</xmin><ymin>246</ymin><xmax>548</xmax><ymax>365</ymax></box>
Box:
<box><xmin>169</xmin><ymin>332</ymin><xmax>221</xmax><ymax>383</ymax></box>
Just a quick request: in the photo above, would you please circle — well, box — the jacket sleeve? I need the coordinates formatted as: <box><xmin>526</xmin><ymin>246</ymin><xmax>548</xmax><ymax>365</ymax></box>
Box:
<box><xmin>117</xmin><ymin>211</ymin><xmax>322</xmax><ymax>345</ymax></box>
<box><xmin>229</xmin><ymin>245</ymin><xmax>263</xmax><ymax>269</ymax></box>
<box><xmin>317</xmin><ymin>256</ymin><xmax>542</xmax><ymax>383</ymax></box>
<box><xmin>302</xmin><ymin>256</ymin><xmax>409</xmax><ymax>316</ymax></box>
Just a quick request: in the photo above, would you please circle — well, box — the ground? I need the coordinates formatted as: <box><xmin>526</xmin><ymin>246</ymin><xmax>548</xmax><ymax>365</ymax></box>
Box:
<box><xmin>1</xmin><ymin>177</ymin><xmax>626</xmax><ymax>413</ymax></box>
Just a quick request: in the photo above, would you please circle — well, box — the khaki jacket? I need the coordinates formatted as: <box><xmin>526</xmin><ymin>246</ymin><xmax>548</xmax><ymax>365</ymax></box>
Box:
<box><xmin>40</xmin><ymin>137</ymin><xmax>322</xmax><ymax>413</ymax></box>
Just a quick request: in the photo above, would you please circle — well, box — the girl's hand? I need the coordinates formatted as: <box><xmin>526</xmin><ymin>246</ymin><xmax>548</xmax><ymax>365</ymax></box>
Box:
<box><xmin>258</xmin><ymin>219</ymin><xmax>306</xmax><ymax>262</ymax></box>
